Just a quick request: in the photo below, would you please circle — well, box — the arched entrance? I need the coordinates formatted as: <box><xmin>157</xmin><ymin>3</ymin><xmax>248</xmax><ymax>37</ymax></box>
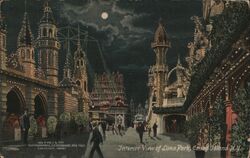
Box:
<box><xmin>34</xmin><ymin>93</ymin><xmax>47</xmax><ymax>127</ymax></box>
<box><xmin>3</xmin><ymin>87</ymin><xmax>26</xmax><ymax>140</ymax></box>
<box><xmin>6</xmin><ymin>87</ymin><xmax>25</xmax><ymax>115</ymax></box>
<box><xmin>164</xmin><ymin>115</ymin><xmax>186</xmax><ymax>133</ymax></box>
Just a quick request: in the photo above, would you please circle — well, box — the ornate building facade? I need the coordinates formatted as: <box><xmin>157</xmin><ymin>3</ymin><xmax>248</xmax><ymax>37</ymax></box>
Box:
<box><xmin>89</xmin><ymin>72</ymin><xmax>128</xmax><ymax>126</ymax></box>
<box><xmin>0</xmin><ymin>2</ymin><xmax>89</xmax><ymax>141</ymax></box>
<box><xmin>147</xmin><ymin>0</ymin><xmax>249</xmax><ymax>140</ymax></box>
<box><xmin>146</xmin><ymin>21</ymin><xmax>190</xmax><ymax>134</ymax></box>
<box><xmin>184</xmin><ymin>1</ymin><xmax>250</xmax><ymax>157</ymax></box>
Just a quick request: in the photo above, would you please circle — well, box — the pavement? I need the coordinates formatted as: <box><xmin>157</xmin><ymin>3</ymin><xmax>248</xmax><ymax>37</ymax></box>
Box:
<box><xmin>85</xmin><ymin>128</ymin><xmax>194</xmax><ymax>158</ymax></box>
<box><xmin>84</xmin><ymin>127</ymin><xmax>221</xmax><ymax>158</ymax></box>
<box><xmin>0</xmin><ymin>128</ymin><xmax>221</xmax><ymax>158</ymax></box>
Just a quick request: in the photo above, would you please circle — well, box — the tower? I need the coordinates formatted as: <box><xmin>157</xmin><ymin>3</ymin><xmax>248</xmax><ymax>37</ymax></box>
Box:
<box><xmin>16</xmin><ymin>11</ymin><xmax>35</xmax><ymax>77</ymax></box>
<box><xmin>0</xmin><ymin>1</ymin><xmax>6</xmax><ymax>70</ymax></box>
<box><xmin>36</xmin><ymin>2</ymin><xmax>60</xmax><ymax>85</ymax></box>
<box><xmin>73</xmin><ymin>26</ymin><xmax>89</xmax><ymax>112</ymax></box>
<box><xmin>151</xmin><ymin>20</ymin><xmax>171</xmax><ymax>106</ymax></box>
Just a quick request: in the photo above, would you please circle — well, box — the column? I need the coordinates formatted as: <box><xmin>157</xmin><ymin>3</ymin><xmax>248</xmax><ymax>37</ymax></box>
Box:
<box><xmin>25</xmin><ymin>85</ymin><xmax>35</xmax><ymax>115</ymax></box>
<box><xmin>225</xmin><ymin>80</ymin><xmax>232</xmax><ymax>158</ymax></box>
<box><xmin>225</xmin><ymin>100</ymin><xmax>233</xmax><ymax>158</ymax></box>
<box><xmin>47</xmin><ymin>89</ymin><xmax>58</xmax><ymax>116</ymax></box>
<box><xmin>157</xmin><ymin>114</ymin><xmax>164</xmax><ymax>134</ymax></box>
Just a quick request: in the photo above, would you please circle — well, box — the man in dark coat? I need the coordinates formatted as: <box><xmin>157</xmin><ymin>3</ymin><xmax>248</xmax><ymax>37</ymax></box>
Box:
<box><xmin>153</xmin><ymin>122</ymin><xmax>158</xmax><ymax>137</ymax></box>
<box><xmin>117</xmin><ymin>124</ymin><xmax>122</xmax><ymax>136</ymax></box>
<box><xmin>101</xmin><ymin>121</ymin><xmax>107</xmax><ymax>140</ymax></box>
<box><xmin>137</xmin><ymin>123</ymin><xmax>144</xmax><ymax>143</ymax></box>
<box><xmin>89</xmin><ymin>123</ymin><xmax>104</xmax><ymax>158</ymax></box>
<box><xmin>20</xmin><ymin>108</ymin><xmax>30</xmax><ymax>145</ymax></box>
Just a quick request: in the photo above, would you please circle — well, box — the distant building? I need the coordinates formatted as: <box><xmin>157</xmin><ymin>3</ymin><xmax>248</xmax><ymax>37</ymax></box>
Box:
<box><xmin>89</xmin><ymin>72</ymin><xmax>128</xmax><ymax>126</ymax></box>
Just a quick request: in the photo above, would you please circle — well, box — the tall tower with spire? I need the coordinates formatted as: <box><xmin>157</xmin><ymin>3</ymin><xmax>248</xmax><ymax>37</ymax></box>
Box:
<box><xmin>0</xmin><ymin>0</ymin><xmax>6</xmax><ymax>70</ymax></box>
<box><xmin>16</xmin><ymin>3</ymin><xmax>36</xmax><ymax>77</ymax></box>
<box><xmin>73</xmin><ymin>25</ymin><xmax>89</xmax><ymax>113</ymax></box>
<box><xmin>150</xmin><ymin>20</ymin><xmax>171</xmax><ymax>106</ymax></box>
<box><xmin>36</xmin><ymin>1</ymin><xmax>60</xmax><ymax>85</ymax></box>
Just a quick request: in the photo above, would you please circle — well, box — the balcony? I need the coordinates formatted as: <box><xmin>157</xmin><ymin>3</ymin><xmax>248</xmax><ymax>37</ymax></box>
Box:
<box><xmin>163</xmin><ymin>97</ymin><xmax>185</xmax><ymax>107</ymax></box>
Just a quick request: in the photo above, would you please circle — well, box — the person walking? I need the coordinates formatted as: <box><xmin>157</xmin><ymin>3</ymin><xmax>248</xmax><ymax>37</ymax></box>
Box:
<box><xmin>20</xmin><ymin>108</ymin><xmax>30</xmax><ymax>146</ymax></box>
<box><xmin>111</xmin><ymin>123</ymin><xmax>117</xmax><ymax>135</ymax></box>
<box><xmin>153</xmin><ymin>122</ymin><xmax>158</xmax><ymax>137</ymax></box>
<box><xmin>117</xmin><ymin>124</ymin><xmax>122</xmax><ymax>136</ymax></box>
<box><xmin>89</xmin><ymin>123</ymin><xmax>104</xmax><ymax>158</ymax></box>
<box><xmin>137</xmin><ymin>123</ymin><xmax>144</xmax><ymax>144</ymax></box>
<box><xmin>101</xmin><ymin>121</ymin><xmax>107</xmax><ymax>140</ymax></box>
<box><xmin>147</xmin><ymin>125</ymin><xmax>152</xmax><ymax>137</ymax></box>
<box><xmin>89</xmin><ymin>121</ymin><xmax>93</xmax><ymax>132</ymax></box>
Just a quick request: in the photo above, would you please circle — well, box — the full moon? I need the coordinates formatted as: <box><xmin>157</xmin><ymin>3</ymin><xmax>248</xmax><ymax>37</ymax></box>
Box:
<box><xmin>101</xmin><ymin>12</ymin><xmax>109</xmax><ymax>20</ymax></box>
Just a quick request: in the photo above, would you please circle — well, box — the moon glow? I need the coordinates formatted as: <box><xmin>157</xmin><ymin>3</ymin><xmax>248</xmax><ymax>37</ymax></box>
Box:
<box><xmin>101</xmin><ymin>12</ymin><xmax>109</xmax><ymax>20</ymax></box>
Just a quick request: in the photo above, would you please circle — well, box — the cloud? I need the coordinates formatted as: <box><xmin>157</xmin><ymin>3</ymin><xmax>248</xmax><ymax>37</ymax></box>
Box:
<box><xmin>120</xmin><ymin>14</ymin><xmax>153</xmax><ymax>34</ymax></box>
<box><xmin>60</xmin><ymin>0</ymin><xmax>153</xmax><ymax>47</ymax></box>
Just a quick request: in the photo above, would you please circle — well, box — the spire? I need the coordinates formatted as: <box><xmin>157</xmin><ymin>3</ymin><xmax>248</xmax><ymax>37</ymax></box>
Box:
<box><xmin>0</xmin><ymin>1</ymin><xmax>4</xmax><ymax>31</ymax></box>
<box><xmin>177</xmin><ymin>54</ymin><xmax>181</xmax><ymax>67</ymax></box>
<box><xmin>24</xmin><ymin>0</ymin><xmax>27</xmax><ymax>13</ymax></box>
<box><xmin>77</xmin><ymin>24</ymin><xmax>81</xmax><ymax>49</ymax></box>
<box><xmin>17</xmin><ymin>1</ymin><xmax>34</xmax><ymax>48</ymax></box>
<box><xmin>40</xmin><ymin>0</ymin><xmax>55</xmax><ymax>24</ymax></box>
<box><xmin>153</xmin><ymin>18</ymin><xmax>168</xmax><ymax>44</ymax></box>
<box><xmin>65</xmin><ymin>27</ymin><xmax>71</xmax><ymax>67</ymax></box>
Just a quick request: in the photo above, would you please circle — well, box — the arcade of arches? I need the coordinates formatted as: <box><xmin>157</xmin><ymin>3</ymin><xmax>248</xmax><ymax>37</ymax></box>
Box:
<box><xmin>3</xmin><ymin>87</ymin><xmax>47</xmax><ymax>139</ymax></box>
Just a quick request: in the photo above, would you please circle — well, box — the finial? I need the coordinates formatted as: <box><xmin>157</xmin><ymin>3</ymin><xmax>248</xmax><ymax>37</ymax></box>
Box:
<box><xmin>77</xmin><ymin>24</ymin><xmax>81</xmax><ymax>47</ymax></box>
<box><xmin>177</xmin><ymin>54</ymin><xmax>181</xmax><ymax>66</ymax></box>
<box><xmin>44</xmin><ymin>0</ymin><xmax>49</xmax><ymax>7</ymax></box>
<box><xmin>159</xmin><ymin>17</ymin><xmax>163</xmax><ymax>25</ymax></box>
<box><xmin>43</xmin><ymin>0</ymin><xmax>51</xmax><ymax>13</ymax></box>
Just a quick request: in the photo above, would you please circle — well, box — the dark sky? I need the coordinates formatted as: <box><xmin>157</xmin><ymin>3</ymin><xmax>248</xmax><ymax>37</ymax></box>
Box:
<box><xmin>3</xmin><ymin>0</ymin><xmax>202</xmax><ymax>105</ymax></box>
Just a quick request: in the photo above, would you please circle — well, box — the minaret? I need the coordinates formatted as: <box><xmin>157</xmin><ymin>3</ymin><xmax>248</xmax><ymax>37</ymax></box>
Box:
<box><xmin>36</xmin><ymin>1</ymin><xmax>60</xmax><ymax>85</ymax></box>
<box><xmin>16</xmin><ymin>2</ymin><xmax>35</xmax><ymax>77</ymax></box>
<box><xmin>151</xmin><ymin>20</ymin><xmax>171</xmax><ymax>106</ymax></box>
<box><xmin>73</xmin><ymin>25</ymin><xmax>89</xmax><ymax>112</ymax></box>
<box><xmin>0</xmin><ymin>0</ymin><xmax>6</xmax><ymax>70</ymax></box>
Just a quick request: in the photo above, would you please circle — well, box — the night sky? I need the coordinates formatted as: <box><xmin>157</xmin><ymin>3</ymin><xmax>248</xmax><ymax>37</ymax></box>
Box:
<box><xmin>3</xmin><ymin>0</ymin><xmax>202</xmax><ymax>106</ymax></box>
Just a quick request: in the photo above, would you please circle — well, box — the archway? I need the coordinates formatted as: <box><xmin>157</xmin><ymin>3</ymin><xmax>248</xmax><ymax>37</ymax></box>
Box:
<box><xmin>6</xmin><ymin>87</ymin><xmax>25</xmax><ymax>115</ymax></box>
<box><xmin>164</xmin><ymin>115</ymin><xmax>186</xmax><ymax>133</ymax></box>
<box><xmin>34</xmin><ymin>93</ymin><xmax>47</xmax><ymax>127</ymax></box>
<box><xmin>3</xmin><ymin>87</ymin><xmax>26</xmax><ymax>140</ymax></box>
